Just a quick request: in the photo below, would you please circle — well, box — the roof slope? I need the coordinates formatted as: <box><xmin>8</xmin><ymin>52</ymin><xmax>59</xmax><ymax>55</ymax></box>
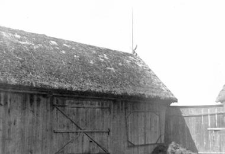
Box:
<box><xmin>216</xmin><ymin>85</ymin><xmax>225</xmax><ymax>102</ymax></box>
<box><xmin>0</xmin><ymin>26</ymin><xmax>177</xmax><ymax>102</ymax></box>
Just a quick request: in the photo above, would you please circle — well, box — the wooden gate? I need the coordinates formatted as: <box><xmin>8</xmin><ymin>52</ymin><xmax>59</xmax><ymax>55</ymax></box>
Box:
<box><xmin>53</xmin><ymin>97</ymin><xmax>111</xmax><ymax>154</ymax></box>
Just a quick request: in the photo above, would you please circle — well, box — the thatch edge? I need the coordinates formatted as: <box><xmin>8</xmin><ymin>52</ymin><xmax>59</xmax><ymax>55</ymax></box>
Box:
<box><xmin>0</xmin><ymin>84</ymin><xmax>176</xmax><ymax>103</ymax></box>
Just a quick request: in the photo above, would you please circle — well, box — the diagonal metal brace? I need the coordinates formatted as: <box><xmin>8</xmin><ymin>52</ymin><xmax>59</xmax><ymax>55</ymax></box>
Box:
<box><xmin>55</xmin><ymin>106</ymin><xmax>110</xmax><ymax>154</ymax></box>
<box><xmin>55</xmin><ymin>134</ymin><xmax>81</xmax><ymax>154</ymax></box>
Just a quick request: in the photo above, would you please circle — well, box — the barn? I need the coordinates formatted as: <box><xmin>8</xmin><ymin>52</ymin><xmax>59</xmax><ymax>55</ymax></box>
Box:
<box><xmin>216</xmin><ymin>85</ymin><xmax>225</xmax><ymax>112</ymax></box>
<box><xmin>216</xmin><ymin>85</ymin><xmax>225</xmax><ymax>103</ymax></box>
<box><xmin>0</xmin><ymin>26</ymin><xmax>177</xmax><ymax>154</ymax></box>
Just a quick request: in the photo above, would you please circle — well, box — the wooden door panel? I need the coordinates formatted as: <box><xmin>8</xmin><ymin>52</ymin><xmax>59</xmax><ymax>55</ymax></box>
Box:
<box><xmin>53</xmin><ymin>98</ymin><xmax>110</xmax><ymax>154</ymax></box>
<box><xmin>126</xmin><ymin>110</ymin><xmax>160</xmax><ymax>146</ymax></box>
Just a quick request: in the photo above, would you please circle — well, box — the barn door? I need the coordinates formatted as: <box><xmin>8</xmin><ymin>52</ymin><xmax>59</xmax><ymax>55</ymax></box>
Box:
<box><xmin>53</xmin><ymin>97</ymin><xmax>111</xmax><ymax>154</ymax></box>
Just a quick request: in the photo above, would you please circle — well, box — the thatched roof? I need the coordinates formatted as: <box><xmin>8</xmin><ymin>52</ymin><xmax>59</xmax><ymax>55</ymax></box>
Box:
<box><xmin>216</xmin><ymin>85</ymin><xmax>225</xmax><ymax>103</ymax></box>
<box><xmin>0</xmin><ymin>26</ymin><xmax>177</xmax><ymax>102</ymax></box>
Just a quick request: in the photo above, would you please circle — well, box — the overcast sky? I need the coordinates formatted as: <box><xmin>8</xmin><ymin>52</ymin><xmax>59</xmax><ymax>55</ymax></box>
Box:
<box><xmin>1</xmin><ymin>0</ymin><xmax>225</xmax><ymax>105</ymax></box>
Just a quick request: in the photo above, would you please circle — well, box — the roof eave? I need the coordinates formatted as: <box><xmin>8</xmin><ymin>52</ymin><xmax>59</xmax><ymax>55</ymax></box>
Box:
<box><xmin>0</xmin><ymin>83</ymin><xmax>177</xmax><ymax>103</ymax></box>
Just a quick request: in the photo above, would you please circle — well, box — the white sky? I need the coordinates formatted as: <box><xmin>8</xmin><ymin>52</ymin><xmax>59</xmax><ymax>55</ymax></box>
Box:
<box><xmin>1</xmin><ymin>0</ymin><xmax>225</xmax><ymax>105</ymax></box>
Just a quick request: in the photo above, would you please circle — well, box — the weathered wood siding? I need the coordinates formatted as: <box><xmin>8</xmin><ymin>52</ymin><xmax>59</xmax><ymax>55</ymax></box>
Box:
<box><xmin>0</xmin><ymin>91</ymin><xmax>168</xmax><ymax>154</ymax></box>
<box><xmin>165</xmin><ymin>105</ymin><xmax>225</xmax><ymax>153</ymax></box>
<box><xmin>0</xmin><ymin>92</ymin><xmax>53</xmax><ymax>154</ymax></box>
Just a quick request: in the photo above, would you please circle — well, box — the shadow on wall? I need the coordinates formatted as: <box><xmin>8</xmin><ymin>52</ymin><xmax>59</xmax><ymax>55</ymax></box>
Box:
<box><xmin>164</xmin><ymin>107</ymin><xmax>198</xmax><ymax>153</ymax></box>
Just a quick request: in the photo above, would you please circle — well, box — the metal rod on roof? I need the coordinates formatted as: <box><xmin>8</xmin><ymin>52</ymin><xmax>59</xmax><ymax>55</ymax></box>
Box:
<box><xmin>132</xmin><ymin>7</ymin><xmax>133</xmax><ymax>54</ymax></box>
<box><xmin>131</xmin><ymin>8</ymin><xmax>138</xmax><ymax>55</ymax></box>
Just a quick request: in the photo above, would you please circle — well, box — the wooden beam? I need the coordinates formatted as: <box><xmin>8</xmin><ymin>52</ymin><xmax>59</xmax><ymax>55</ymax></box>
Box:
<box><xmin>59</xmin><ymin>153</ymin><xmax>109</xmax><ymax>154</ymax></box>
<box><xmin>169</xmin><ymin>112</ymin><xmax>225</xmax><ymax>117</ymax></box>
<box><xmin>207</xmin><ymin>128</ymin><xmax>225</xmax><ymax>131</ymax></box>
<box><xmin>198</xmin><ymin>152</ymin><xmax>225</xmax><ymax>154</ymax></box>
<box><xmin>53</xmin><ymin>104</ymin><xmax>109</xmax><ymax>109</ymax></box>
<box><xmin>54</xmin><ymin>129</ymin><xmax>110</xmax><ymax>134</ymax></box>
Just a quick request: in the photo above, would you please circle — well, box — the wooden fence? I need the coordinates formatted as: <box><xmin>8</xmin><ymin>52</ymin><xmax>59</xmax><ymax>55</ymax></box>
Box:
<box><xmin>165</xmin><ymin>104</ymin><xmax>225</xmax><ymax>154</ymax></box>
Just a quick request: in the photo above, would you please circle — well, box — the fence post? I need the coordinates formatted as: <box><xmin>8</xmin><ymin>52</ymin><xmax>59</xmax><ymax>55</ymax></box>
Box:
<box><xmin>224</xmin><ymin>102</ymin><xmax>225</xmax><ymax>123</ymax></box>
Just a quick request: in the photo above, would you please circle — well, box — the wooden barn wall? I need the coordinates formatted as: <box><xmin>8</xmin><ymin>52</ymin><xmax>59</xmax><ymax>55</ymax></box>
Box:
<box><xmin>0</xmin><ymin>92</ymin><xmax>53</xmax><ymax>154</ymax></box>
<box><xmin>165</xmin><ymin>105</ymin><xmax>225</xmax><ymax>153</ymax></box>
<box><xmin>0</xmin><ymin>91</ymin><xmax>168</xmax><ymax>154</ymax></box>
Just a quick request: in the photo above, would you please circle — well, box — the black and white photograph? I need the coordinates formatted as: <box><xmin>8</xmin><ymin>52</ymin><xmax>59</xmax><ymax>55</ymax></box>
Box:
<box><xmin>0</xmin><ymin>0</ymin><xmax>225</xmax><ymax>154</ymax></box>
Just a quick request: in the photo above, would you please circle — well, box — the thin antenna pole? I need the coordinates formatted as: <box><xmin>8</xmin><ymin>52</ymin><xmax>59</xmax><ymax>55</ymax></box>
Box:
<box><xmin>132</xmin><ymin>8</ymin><xmax>134</xmax><ymax>53</ymax></box>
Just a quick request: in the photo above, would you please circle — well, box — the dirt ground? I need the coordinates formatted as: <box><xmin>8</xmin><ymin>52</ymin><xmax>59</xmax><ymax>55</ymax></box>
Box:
<box><xmin>152</xmin><ymin>142</ymin><xmax>196</xmax><ymax>154</ymax></box>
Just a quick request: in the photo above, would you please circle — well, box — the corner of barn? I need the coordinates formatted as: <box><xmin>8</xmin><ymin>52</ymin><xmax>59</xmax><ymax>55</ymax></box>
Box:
<box><xmin>0</xmin><ymin>26</ymin><xmax>177</xmax><ymax>154</ymax></box>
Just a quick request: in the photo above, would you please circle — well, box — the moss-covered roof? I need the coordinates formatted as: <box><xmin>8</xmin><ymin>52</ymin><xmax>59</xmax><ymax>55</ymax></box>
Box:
<box><xmin>0</xmin><ymin>26</ymin><xmax>177</xmax><ymax>102</ymax></box>
<box><xmin>216</xmin><ymin>85</ymin><xmax>225</xmax><ymax>103</ymax></box>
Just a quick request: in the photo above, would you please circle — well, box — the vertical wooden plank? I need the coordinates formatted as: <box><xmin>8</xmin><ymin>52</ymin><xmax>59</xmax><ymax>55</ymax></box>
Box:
<box><xmin>108</xmin><ymin>100</ymin><xmax>113</xmax><ymax>154</ymax></box>
<box><xmin>197</xmin><ymin>109</ymin><xmax>202</xmax><ymax>150</ymax></box>
<box><xmin>65</xmin><ymin>99</ymin><xmax>70</xmax><ymax>153</ymax></box>
<box><xmin>210</xmin><ymin>108</ymin><xmax>216</xmax><ymax>152</ymax></box>
<box><xmin>131</xmin><ymin>102</ymin><xmax>137</xmax><ymax>154</ymax></box>
<box><xmin>40</xmin><ymin>95</ymin><xmax>45</xmax><ymax>154</ymax></box>
<box><xmin>81</xmin><ymin>101</ymin><xmax>87</xmax><ymax>153</ymax></box>
<box><xmin>65</xmin><ymin>99</ymin><xmax>72</xmax><ymax>153</ymax></box>
<box><xmin>99</xmin><ymin>100</ymin><xmax>106</xmax><ymax>152</ymax></box>
<box><xmin>55</xmin><ymin>97</ymin><xmax>59</xmax><ymax>153</ymax></box>
<box><xmin>94</xmin><ymin>101</ymin><xmax>100</xmax><ymax>153</ymax></box>
<box><xmin>60</xmin><ymin>98</ymin><xmax>68</xmax><ymax>153</ymax></box>
<box><xmin>4</xmin><ymin>92</ymin><xmax>10</xmax><ymax>154</ymax></box>
<box><xmin>18</xmin><ymin>94</ymin><xmax>23</xmax><ymax>154</ymax></box>
<box><xmin>121</xmin><ymin>101</ymin><xmax>126</xmax><ymax>154</ymax></box>
<box><xmin>146</xmin><ymin>105</ymin><xmax>151</xmax><ymax>145</ymax></box>
<box><xmin>123</xmin><ymin>101</ymin><xmax>130</xmax><ymax>154</ymax></box>
<box><xmin>139</xmin><ymin>103</ymin><xmax>144</xmax><ymax>154</ymax></box>
<box><xmin>80</xmin><ymin>101</ymin><xmax>87</xmax><ymax>153</ymax></box>
<box><xmin>20</xmin><ymin>93</ymin><xmax>26</xmax><ymax>154</ymax></box>
<box><xmin>221</xmin><ymin>104</ymin><xmax>225</xmax><ymax>153</ymax></box>
<box><xmin>38</xmin><ymin>95</ymin><xmax>43</xmax><ymax>154</ymax></box>
<box><xmin>66</xmin><ymin>98</ymin><xmax>72</xmax><ymax>153</ymax></box>
<box><xmin>6</xmin><ymin>92</ymin><xmax>12</xmax><ymax>154</ymax></box>
<box><xmin>111</xmin><ymin>100</ymin><xmax>121</xmax><ymax>154</ymax></box>
<box><xmin>105</xmin><ymin>101</ymin><xmax>110</xmax><ymax>151</ymax></box>
<box><xmin>29</xmin><ymin>94</ymin><xmax>35</xmax><ymax>154</ymax></box>
<box><xmin>199</xmin><ymin>108</ymin><xmax>204</xmax><ymax>152</ymax></box>
<box><xmin>89</xmin><ymin>101</ymin><xmax>96</xmax><ymax>153</ymax></box>
<box><xmin>143</xmin><ymin>104</ymin><xmax>148</xmax><ymax>154</ymax></box>
<box><xmin>167</xmin><ymin>107</ymin><xmax>173</xmax><ymax>144</ymax></box>
<box><xmin>133</xmin><ymin>102</ymin><xmax>138</xmax><ymax>154</ymax></box>
<box><xmin>11</xmin><ymin>93</ymin><xmax>21</xmax><ymax>154</ymax></box>
<box><xmin>126</xmin><ymin>102</ymin><xmax>131</xmax><ymax>153</ymax></box>
<box><xmin>8</xmin><ymin>93</ymin><xmax>13</xmax><ymax>154</ymax></box>
<box><xmin>111</xmin><ymin>100</ymin><xmax>116</xmax><ymax>154</ymax></box>
<box><xmin>44</xmin><ymin>95</ymin><xmax>48</xmax><ymax>154</ymax></box>
<box><xmin>192</xmin><ymin>109</ymin><xmax>196</xmax><ymax>146</ymax></box>
<box><xmin>0</xmin><ymin>93</ymin><xmax>3</xmax><ymax>154</ymax></box>
<box><xmin>203</xmin><ymin>108</ymin><xmax>208</xmax><ymax>152</ymax></box>
<box><xmin>214</xmin><ymin>108</ymin><xmax>220</xmax><ymax>152</ymax></box>
<box><xmin>78</xmin><ymin>100</ymin><xmax>84</xmax><ymax>152</ymax></box>
<box><xmin>160</xmin><ymin>104</ymin><xmax>166</xmax><ymax>144</ymax></box>
<box><xmin>185</xmin><ymin>108</ymin><xmax>190</xmax><ymax>149</ymax></box>
<box><xmin>207</xmin><ymin>108</ymin><xmax>212</xmax><ymax>151</ymax></box>
<box><xmin>46</xmin><ymin>95</ymin><xmax>52</xmax><ymax>154</ymax></box>
<box><xmin>21</xmin><ymin>93</ymin><xmax>27</xmax><ymax>153</ymax></box>
<box><xmin>120</xmin><ymin>100</ymin><xmax>125</xmax><ymax>153</ymax></box>
<box><xmin>1</xmin><ymin>92</ymin><xmax>6</xmax><ymax>154</ymax></box>
<box><xmin>37</xmin><ymin>95</ymin><xmax>43</xmax><ymax>154</ymax></box>
<box><xmin>33</xmin><ymin>95</ymin><xmax>39</xmax><ymax>154</ymax></box>
<box><xmin>116</xmin><ymin>100</ymin><xmax>122</xmax><ymax>154</ymax></box>
<box><xmin>65</xmin><ymin>102</ymin><xmax>72</xmax><ymax>153</ymax></box>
